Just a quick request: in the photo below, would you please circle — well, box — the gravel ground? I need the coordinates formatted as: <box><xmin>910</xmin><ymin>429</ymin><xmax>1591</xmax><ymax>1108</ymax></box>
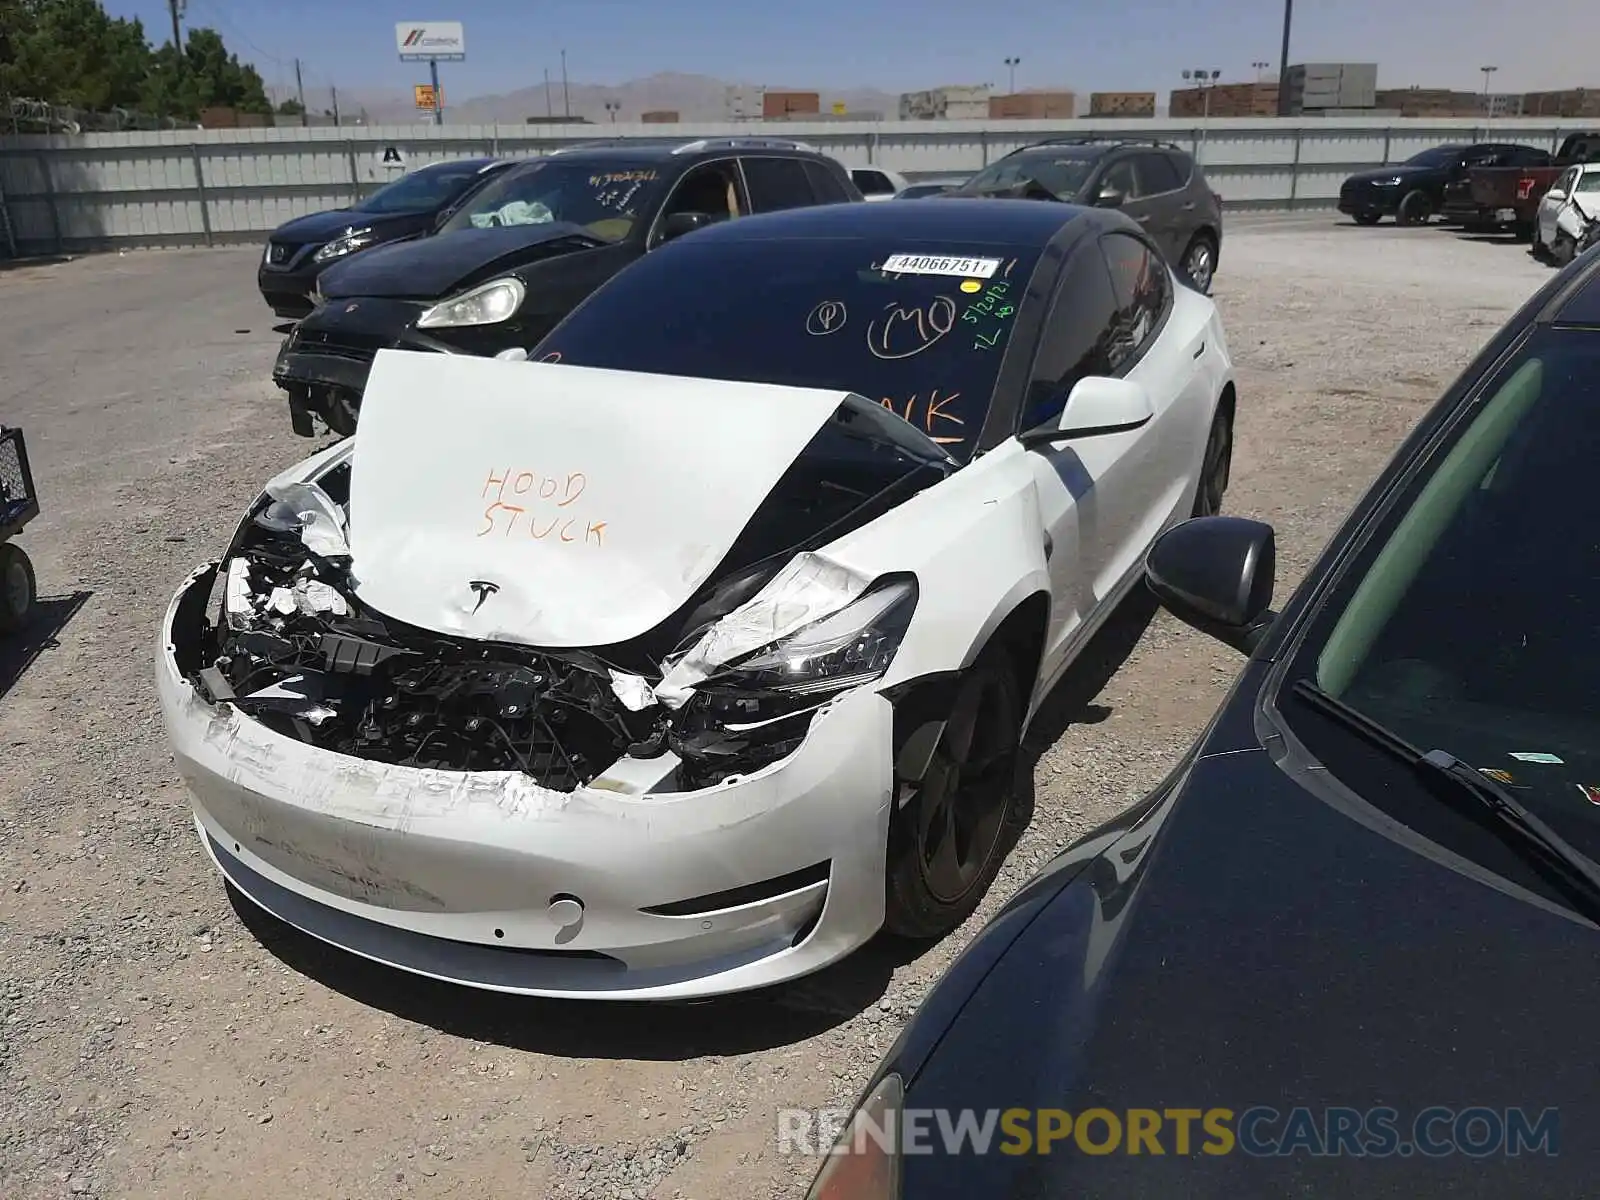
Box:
<box><xmin>0</xmin><ymin>218</ymin><xmax>1557</xmax><ymax>1200</ymax></box>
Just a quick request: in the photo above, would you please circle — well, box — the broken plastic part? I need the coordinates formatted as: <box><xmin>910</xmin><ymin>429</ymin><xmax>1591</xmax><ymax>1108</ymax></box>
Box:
<box><xmin>653</xmin><ymin>551</ymin><xmax>869</xmax><ymax>709</ymax></box>
<box><xmin>261</xmin><ymin>480</ymin><xmax>350</xmax><ymax>557</ymax></box>
<box><xmin>223</xmin><ymin>558</ymin><xmax>254</xmax><ymax>629</ymax></box>
<box><xmin>608</xmin><ymin>669</ymin><xmax>657</xmax><ymax>712</ymax></box>
<box><xmin>494</xmin><ymin>347</ymin><xmax>530</xmax><ymax>362</ymax></box>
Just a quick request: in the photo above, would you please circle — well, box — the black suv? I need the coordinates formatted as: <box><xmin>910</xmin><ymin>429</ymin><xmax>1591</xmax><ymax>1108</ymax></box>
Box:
<box><xmin>272</xmin><ymin>136</ymin><xmax>863</xmax><ymax>436</ymax></box>
<box><xmin>257</xmin><ymin>157</ymin><xmax>516</xmax><ymax>319</ymax></box>
<box><xmin>1339</xmin><ymin>142</ymin><xmax>1550</xmax><ymax>227</ymax></box>
<box><xmin>949</xmin><ymin>137</ymin><xmax>1224</xmax><ymax>292</ymax></box>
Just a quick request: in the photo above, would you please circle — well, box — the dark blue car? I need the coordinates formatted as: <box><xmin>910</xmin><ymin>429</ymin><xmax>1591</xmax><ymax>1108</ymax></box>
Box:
<box><xmin>806</xmin><ymin>242</ymin><xmax>1600</xmax><ymax>1197</ymax></box>
<box><xmin>256</xmin><ymin>157</ymin><xmax>513</xmax><ymax>319</ymax></box>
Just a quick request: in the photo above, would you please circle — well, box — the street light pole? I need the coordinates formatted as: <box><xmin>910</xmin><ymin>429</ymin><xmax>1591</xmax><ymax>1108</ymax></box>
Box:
<box><xmin>1480</xmin><ymin>64</ymin><xmax>1498</xmax><ymax>132</ymax></box>
<box><xmin>605</xmin><ymin>100</ymin><xmax>620</xmax><ymax>124</ymax></box>
<box><xmin>1004</xmin><ymin>57</ymin><xmax>1020</xmax><ymax>94</ymax></box>
<box><xmin>1184</xmin><ymin>69</ymin><xmax>1222</xmax><ymax>162</ymax></box>
<box><xmin>1277</xmin><ymin>0</ymin><xmax>1294</xmax><ymax>115</ymax></box>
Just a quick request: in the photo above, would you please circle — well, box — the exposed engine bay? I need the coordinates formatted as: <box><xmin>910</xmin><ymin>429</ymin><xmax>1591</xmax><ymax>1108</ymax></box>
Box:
<box><xmin>179</xmin><ymin>395</ymin><xmax>955</xmax><ymax>793</ymax></box>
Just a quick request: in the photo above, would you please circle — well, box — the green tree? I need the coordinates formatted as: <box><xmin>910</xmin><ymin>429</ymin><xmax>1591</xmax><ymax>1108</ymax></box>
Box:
<box><xmin>276</xmin><ymin>97</ymin><xmax>304</xmax><ymax>116</ymax></box>
<box><xmin>0</xmin><ymin>2</ymin><xmax>270</xmax><ymax>120</ymax></box>
<box><xmin>0</xmin><ymin>0</ymin><xmax>154</xmax><ymax>111</ymax></box>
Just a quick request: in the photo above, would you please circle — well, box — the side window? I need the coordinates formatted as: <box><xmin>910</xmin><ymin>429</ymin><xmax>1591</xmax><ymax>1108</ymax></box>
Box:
<box><xmin>803</xmin><ymin>160</ymin><xmax>852</xmax><ymax>204</ymax></box>
<box><xmin>1135</xmin><ymin>152</ymin><xmax>1183</xmax><ymax>196</ymax></box>
<box><xmin>1100</xmin><ymin>232</ymin><xmax>1171</xmax><ymax>372</ymax></box>
<box><xmin>741</xmin><ymin>157</ymin><xmax>817</xmax><ymax>211</ymax></box>
<box><xmin>1165</xmin><ymin>150</ymin><xmax>1195</xmax><ymax>187</ymax></box>
<box><xmin>1021</xmin><ymin>248</ymin><xmax>1119</xmax><ymax>430</ymax></box>
<box><xmin>852</xmin><ymin>169</ymin><xmax>896</xmax><ymax>196</ymax></box>
<box><xmin>657</xmin><ymin>161</ymin><xmax>745</xmax><ymax>231</ymax></box>
<box><xmin>1099</xmin><ymin>158</ymin><xmax>1138</xmax><ymax>199</ymax></box>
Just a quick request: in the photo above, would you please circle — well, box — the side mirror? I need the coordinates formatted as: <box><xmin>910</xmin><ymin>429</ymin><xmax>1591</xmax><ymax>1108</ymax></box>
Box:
<box><xmin>660</xmin><ymin>211</ymin><xmax>714</xmax><ymax>242</ymax></box>
<box><xmin>1019</xmin><ymin>377</ymin><xmax>1154</xmax><ymax>448</ymax></box>
<box><xmin>1094</xmin><ymin>185</ymin><xmax>1125</xmax><ymax>208</ymax></box>
<box><xmin>1145</xmin><ymin>516</ymin><xmax>1277</xmax><ymax>654</ymax></box>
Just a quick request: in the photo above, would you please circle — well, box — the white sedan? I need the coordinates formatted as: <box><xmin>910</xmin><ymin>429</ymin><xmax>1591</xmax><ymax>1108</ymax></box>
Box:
<box><xmin>1534</xmin><ymin>163</ymin><xmax>1600</xmax><ymax>265</ymax></box>
<box><xmin>157</xmin><ymin>199</ymin><xmax>1236</xmax><ymax>1000</ymax></box>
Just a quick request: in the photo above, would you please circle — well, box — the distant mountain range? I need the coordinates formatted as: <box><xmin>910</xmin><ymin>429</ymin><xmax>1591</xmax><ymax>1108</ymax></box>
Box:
<box><xmin>282</xmin><ymin>71</ymin><xmax>1046</xmax><ymax>125</ymax></box>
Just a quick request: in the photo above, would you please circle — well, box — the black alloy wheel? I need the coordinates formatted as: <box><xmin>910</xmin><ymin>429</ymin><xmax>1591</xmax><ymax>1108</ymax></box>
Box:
<box><xmin>885</xmin><ymin>646</ymin><xmax>1023</xmax><ymax>939</ymax></box>
<box><xmin>1192</xmin><ymin>403</ymin><xmax>1234</xmax><ymax>518</ymax></box>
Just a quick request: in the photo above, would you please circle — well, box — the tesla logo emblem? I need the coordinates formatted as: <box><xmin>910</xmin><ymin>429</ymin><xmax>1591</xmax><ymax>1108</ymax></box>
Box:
<box><xmin>467</xmin><ymin>579</ymin><xmax>499</xmax><ymax>612</ymax></box>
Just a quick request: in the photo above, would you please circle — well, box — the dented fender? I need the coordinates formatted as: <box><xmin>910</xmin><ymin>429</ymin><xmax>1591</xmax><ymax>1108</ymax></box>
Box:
<box><xmin>821</xmin><ymin>440</ymin><xmax>1052</xmax><ymax>690</ymax></box>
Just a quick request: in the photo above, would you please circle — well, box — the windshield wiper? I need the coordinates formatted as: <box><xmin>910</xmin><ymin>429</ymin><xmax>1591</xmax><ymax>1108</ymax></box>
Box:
<box><xmin>1292</xmin><ymin>679</ymin><xmax>1600</xmax><ymax>922</ymax></box>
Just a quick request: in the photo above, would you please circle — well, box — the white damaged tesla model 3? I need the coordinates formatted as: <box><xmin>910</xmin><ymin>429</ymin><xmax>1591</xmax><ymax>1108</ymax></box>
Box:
<box><xmin>156</xmin><ymin>200</ymin><xmax>1236</xmax><ymax>1000</ymax></box>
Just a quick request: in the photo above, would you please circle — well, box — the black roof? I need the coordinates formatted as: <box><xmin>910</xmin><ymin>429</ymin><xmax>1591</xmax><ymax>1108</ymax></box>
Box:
<box><xmin>540</xmin><ymin>137</ymin><xmax>827</xmax><ymax>164</ymax></box>
<box><xmin>676</xmin><ymin>196</ymin><xmax>1094</xmax><ymax>248</ymax></box>
<box><xmin>1004</xmin><ymin>136</ymin><xmax>1187</xmax><ymax>158</ymax></box>
<box><xmin>413</xmin><ymin>156</ymin><xmax>507</xmax><ymax>172</ymax></box>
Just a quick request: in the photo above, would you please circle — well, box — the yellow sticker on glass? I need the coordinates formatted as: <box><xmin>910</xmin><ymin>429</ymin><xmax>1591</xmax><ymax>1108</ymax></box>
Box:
<box><xmin>960</xmin><ymin>279</ymin><xmax>982</xmax><ymax>293</ymax></box>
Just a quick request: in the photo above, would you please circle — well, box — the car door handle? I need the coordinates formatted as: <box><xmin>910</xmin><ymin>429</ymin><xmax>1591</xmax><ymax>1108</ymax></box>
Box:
<box><xmin>1192</xmin><ymin>341</ymin><xmax>1205</xmax><ymax>359</ymax></box>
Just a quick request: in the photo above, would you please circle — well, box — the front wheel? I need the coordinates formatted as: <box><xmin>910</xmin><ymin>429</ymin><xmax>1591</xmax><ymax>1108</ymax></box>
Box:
<box><xmin>0</xmin><ymin>542</ymin><xmax>37</xmax><ymax>634</ymax></box>
<box><xmin>1551</xmin><ymin>233</ymin><xmax>1577</xmax><ymax>267</ymax></box>
<box><xmin>884</xmin><ymin>644</ymin><xmax>1024</xmax><ymax>941</ymax></box>
<box><xmin>1192</xmin><ymin>401</ymin><xmax>1234</xmax><ymax>518</ymax></box>
<box><xmin>1179</xmin><ymin>233</ymin><xmax>1218</xmax><ymax>294</ymax></box>
<box><xmin>1352</xmin><ymin>212</ymin><xmax>1382</xmax><ymax>227</ymax></box>
<box><xmin>1395</xmin><ymin>190</ymin><xmax>1433</xmax><ymax>226</ymax></box>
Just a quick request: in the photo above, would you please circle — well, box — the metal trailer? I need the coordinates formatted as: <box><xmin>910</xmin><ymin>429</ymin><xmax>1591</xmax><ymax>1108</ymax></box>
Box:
<box><xmin>0</xmin><ymin>426</ymin><xmax>39</xmax><ymax>631</ymax></box>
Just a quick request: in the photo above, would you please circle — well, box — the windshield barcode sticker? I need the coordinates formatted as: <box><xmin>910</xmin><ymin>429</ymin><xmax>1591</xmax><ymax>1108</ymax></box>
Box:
<box><xmin>882</xmin><ymin>254</ymin><xmax>1002</xmax><ymax>279</ymax></box>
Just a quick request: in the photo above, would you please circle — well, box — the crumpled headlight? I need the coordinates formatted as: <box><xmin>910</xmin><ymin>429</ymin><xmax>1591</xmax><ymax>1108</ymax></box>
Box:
<box><xmin>705</xmin><ymin>579</ymin><xmax>917</xmax><ymax>700</ymax></box>
<box><xmin>416</xmin><ymin>277</ymin><xmax>526</xmax><ymax>329</ymax></box>
<box><xmin>313</xmin><ymin>227</ymin><xmax>378</xmax><ymax>262</ymax></box>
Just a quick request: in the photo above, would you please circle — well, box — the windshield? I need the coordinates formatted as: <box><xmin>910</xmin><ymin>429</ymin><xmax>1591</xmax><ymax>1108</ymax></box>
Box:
<box><xmin>355</xmin><ymin>164</ymin><xmax>489</xmax><ymax>214</ymax></box>
<box><xmin>1576</xmin><ymin>171</ymin><xmax>1600</xmax><ymax>193</ymax></box>
<box><xmin>1298</xmin><ymin>325</ymin><xmax>1600</xmax><ymax>856</ymax></box>
<box><xmin>1402</xmin><ymin>146</ymin><xmax>1466</xmax><ymax>168</ymax></box>
<box><xmin>535</xmin><ymin>236</ymin><xmax>1045</xmax><ymax>462</ymax></box>
<box><xmin>438</xmin><ymin>159</ymin><xmax>661</xmax><ymax>240</ymax></box>
<box><xmin>959</xmin><ymin>155</ymin><xmax>1095</xmax><ymax>200</ymax></box>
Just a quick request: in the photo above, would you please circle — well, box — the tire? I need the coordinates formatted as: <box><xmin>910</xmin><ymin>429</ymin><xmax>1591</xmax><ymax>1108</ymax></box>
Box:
<box><xmin>884</xmin><ymin>642</ymin><xmax>1025</xmax><ymax>940</ymax></box>
<box><xmin>1552</xmin><ymin>233</ymin><xmax>1577</xmax><ymax>268</ymax></box>
<box><xmin>1395</xmin><ymin>190</ymin><xmax>1433</xmax><ymax>227</ymax></box>
<box><xmin>1530</xmin><ymin>221</ymin><xmax>1546</xmax><ymax>259</ymax></box>
<box><xmin>1179</xmin><ymin>232</ymin><xmax>1218</xmax><ymax>294</ymax></box>
<box><xmin>1191</xmin><ymin>401</ymin><xmax>1235</xmax><ymax>518</ymax></box>
<box><xmin>1353</xmin><ymin>212</ymin><xmax>1382</xmax><ymax>226</ymax></box>
<box><xmin>318</xmin><ymin>387</ymin><xmax>360</xmax><ymax>438</ymax></box>
<box><xmin>0</xmin><ymin>542</ymin><xmax>37</xmax><ymax>634</ymax></box>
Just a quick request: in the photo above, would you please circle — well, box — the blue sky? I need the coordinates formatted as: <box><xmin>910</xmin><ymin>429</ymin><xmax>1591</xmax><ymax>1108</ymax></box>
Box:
<box><xmin>105</xmin><ymin>0</ymin><xmax>1580</xmax><ymax>103</ymax></box>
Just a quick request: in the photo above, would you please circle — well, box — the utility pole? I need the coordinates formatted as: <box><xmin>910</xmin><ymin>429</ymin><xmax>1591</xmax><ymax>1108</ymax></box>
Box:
<box><xmin>167</xmin><ymin>0</ymin><xmax>185</xmax><ymax>56</ymax></box>
<box><xmin>561</xmin><ymin>49</ymin><xmax>570</xmax><ymax>117</ymax></box>
<box><xmin>1004</xmin><ymin>57</ymin><xmax>1020</xmax><ymax>94</ymax></box>
<box><xmin>294</xmin><ymin>58</ymin><xmax>308</xmax><ymax>127</ymax></box>
<box><xmin>1276</xmin><ymin>0</ymin><xmax>1293</xmax><ymax>115</ymax></box>
<box><xmin>544</xmin><ymin>68</ymin><xmax>553</xmax><ymax>118</ymax></box>
<box><xmin>605</xmin><ymin>100</ymin><xmax>620</xmax><ymax>124</ymax></box>
<box><xmin>1480</xmin><ymin>64</ymin><xmax>1498</xmax><ymax>132</ymax></box>
<box><xmin>330</xmin><ymin>85</ymin><xmax>340</xmax><ymax>126</ymax></box>
<box><xmin>430</xmin><ymin>57</ymin><xmax>443</xmax><ymax>125</ymax></box>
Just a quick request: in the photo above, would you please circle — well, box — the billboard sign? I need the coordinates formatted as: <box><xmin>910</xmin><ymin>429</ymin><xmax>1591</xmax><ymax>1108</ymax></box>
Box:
<box><xmin>396</xmin><ymin>21</ymin><xmax>465</xmax><ymax>61</ymax></box>
<box><xmin>414</xmin><ymin>84</ymin><xmax>440</xmax><ymax>110</ymax></box>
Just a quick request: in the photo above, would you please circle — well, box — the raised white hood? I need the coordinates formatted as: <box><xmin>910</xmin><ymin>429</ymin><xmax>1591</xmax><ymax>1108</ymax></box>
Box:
<box><xmin>346</xmin><ymin>349</ymin><xmax>849</xmax><ymax>648</ymax></box>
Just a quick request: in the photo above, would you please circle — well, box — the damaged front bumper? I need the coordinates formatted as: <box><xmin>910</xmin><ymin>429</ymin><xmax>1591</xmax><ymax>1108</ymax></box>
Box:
<box><xmin>156</xmin><ymin>563</ymin><xmax>895</xmax><ymax>1000</ymax></box>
